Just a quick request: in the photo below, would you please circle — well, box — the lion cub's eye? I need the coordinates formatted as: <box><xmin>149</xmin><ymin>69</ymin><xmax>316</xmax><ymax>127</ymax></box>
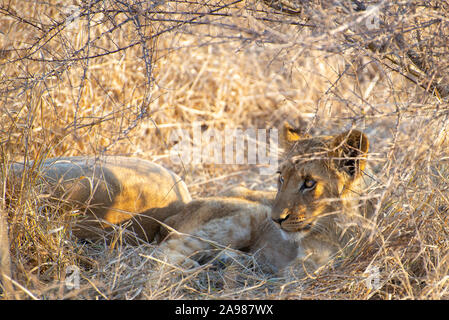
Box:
<box><xmin>279</xmin><ymin>175</ymin><xmax>284</xmax><ymax>185</ymax></box>
<box><xmin>300</xmin><ymin>179</ymin><xmax>316</xmax><ymax>192</ymax></box>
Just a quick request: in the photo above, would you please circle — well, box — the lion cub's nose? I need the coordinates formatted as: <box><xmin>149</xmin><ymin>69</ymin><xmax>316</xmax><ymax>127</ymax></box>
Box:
<box><xmin>272</xmin><ymin>209</ymin><xmax>290</xmax><ymax>225</ymax></box>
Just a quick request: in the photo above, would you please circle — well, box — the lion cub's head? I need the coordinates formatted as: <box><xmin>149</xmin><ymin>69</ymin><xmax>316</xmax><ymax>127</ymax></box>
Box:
<box><xmin>272</xmin><ymin>123</ymin><xmax>369</xmax><ymax>242</ymax></box>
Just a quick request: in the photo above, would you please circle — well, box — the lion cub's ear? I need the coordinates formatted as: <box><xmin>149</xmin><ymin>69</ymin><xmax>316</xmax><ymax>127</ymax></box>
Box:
<box><xmin>280</xmin><ymin>121</ymin><xmax>302</xmax><ymax>151</ymax></box>
<box><xmin>330</xmin><ymin>130</ymin><xmax>369</xmax><ymax>180</ymax></box>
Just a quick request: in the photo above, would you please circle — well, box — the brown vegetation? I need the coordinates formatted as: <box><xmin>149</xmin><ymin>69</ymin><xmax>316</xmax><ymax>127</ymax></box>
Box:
<box><xmin>0</xmin><ymin>0</ymin><xmax>448</xmax><ymax>299</ymax></box>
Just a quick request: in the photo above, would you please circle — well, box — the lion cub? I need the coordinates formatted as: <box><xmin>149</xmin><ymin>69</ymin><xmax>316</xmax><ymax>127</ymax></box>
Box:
<box><xmin>157</xmin><ymin>124</ymin><xmax>371</xmax><ymax>275</ymax></box>
<box><xmin>8</xmin><ymin>156</ymin><xmax>191</xmax><ymax>241</ymax></box>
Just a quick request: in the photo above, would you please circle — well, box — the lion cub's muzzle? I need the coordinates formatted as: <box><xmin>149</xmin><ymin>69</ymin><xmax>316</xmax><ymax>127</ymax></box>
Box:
<box><xmin>272</xmin><ymin>208</ymin><xmax>313</xmax><ymax>233</ymax></box>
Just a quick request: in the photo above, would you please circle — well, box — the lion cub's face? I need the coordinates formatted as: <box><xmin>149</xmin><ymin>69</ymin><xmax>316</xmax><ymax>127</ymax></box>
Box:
<box><xmin>271</xmin><ymin>124</ymin><xmax>369</xmax><ymax>242</ymax></box>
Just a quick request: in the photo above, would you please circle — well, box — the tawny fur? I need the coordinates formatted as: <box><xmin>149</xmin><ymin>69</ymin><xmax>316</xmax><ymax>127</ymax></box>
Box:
<box><xmin>8</xmin><ymin>156</ymin><xmax>191</xmax><ymax>241</ymax></box>
<box><xmin>7</xmin><ymin>126</ymin><xmax>371</xmax><ymax>276</ymax></box>
<box><xmin>157</xmin><ymin>125</ymin><xmax>372</xmax><ymax>275</ymax></box>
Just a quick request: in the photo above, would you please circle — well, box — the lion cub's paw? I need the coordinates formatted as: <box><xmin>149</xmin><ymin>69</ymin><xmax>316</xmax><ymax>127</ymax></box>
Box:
<box><xmin>159</xmin><ymin>249</ymin><xmax>201</xmax><ymax>270</ymax></box>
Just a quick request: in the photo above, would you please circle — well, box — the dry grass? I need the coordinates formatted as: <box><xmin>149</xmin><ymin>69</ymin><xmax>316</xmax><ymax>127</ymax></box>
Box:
<box><xmin>1</xmin><ymin>0</ymin><xmax>449</xmax><ymax>299</ymax></box>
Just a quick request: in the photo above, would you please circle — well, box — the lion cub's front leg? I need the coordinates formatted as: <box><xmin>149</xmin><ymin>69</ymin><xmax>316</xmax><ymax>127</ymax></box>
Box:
<box><xmin>157</xmin><ymin>197</ymin><xmax>270</xmax><ymax>269</ymax></box>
